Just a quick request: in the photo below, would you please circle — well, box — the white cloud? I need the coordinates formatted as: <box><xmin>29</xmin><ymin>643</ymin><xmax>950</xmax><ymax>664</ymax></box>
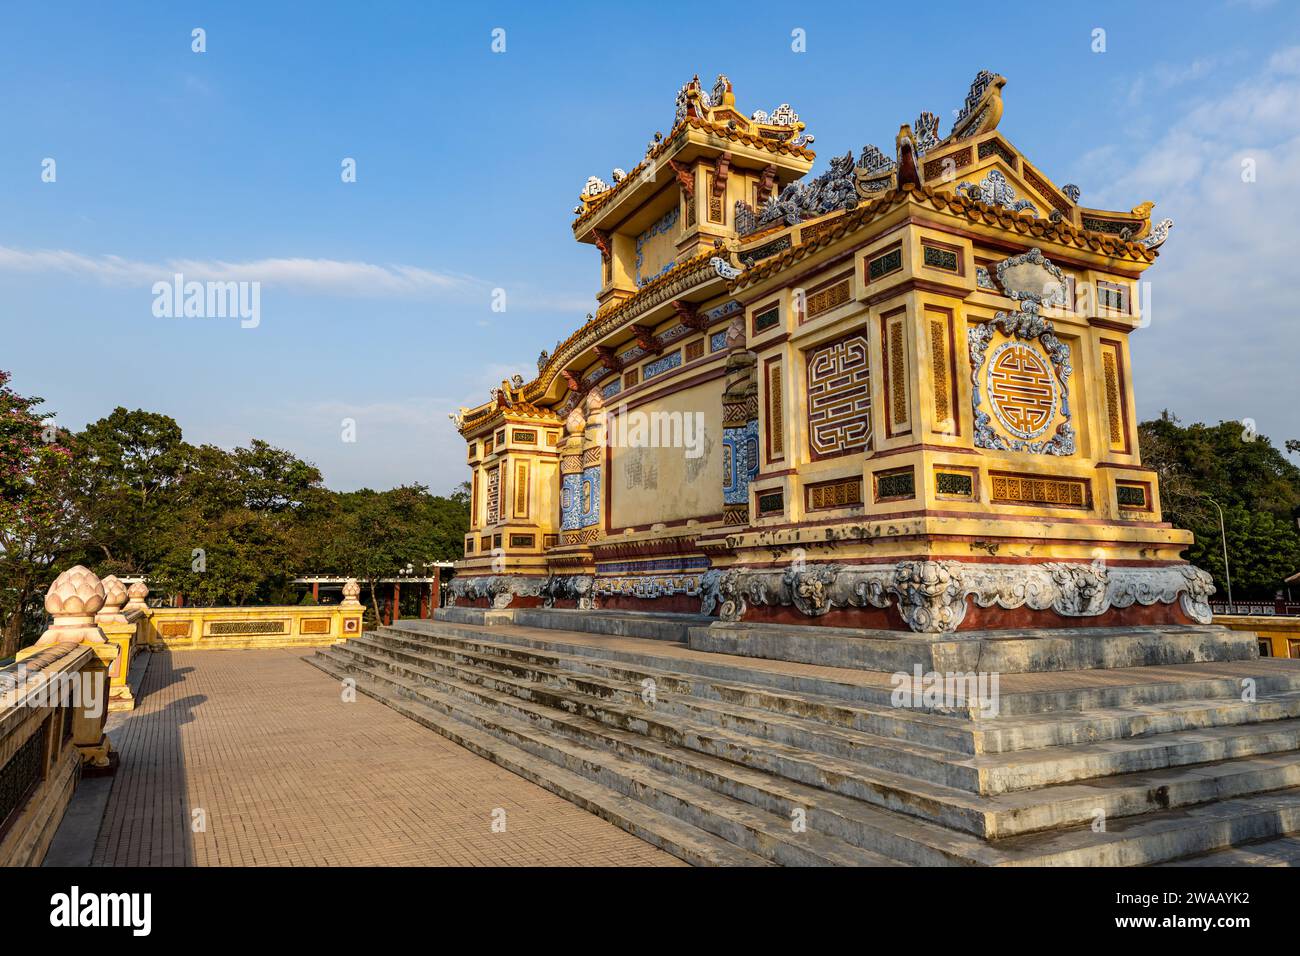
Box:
<box><xmin>1092</xmin><ymin>46</ymin><xmax>1300</xmax><ymax>450</ymax></box>
<box><xmin>0</xmin><ymin>246</ymin><xmax>482</xmax><ymax>299</ymax></box>
<box><xmin>0</xmin><ymin>244</ymin><xmax>595</xmax><ymax>315</ymax></box>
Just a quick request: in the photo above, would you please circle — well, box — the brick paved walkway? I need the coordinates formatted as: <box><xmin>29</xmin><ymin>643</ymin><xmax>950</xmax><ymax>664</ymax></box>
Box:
<box><xmin>90</xmin><ymin>649</ymin><xmax>682</xmax><ymax>866</ymax></box>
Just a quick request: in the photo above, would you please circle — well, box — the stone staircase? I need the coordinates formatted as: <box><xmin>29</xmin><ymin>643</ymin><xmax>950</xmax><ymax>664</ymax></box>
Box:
<box><xmin>306</xmin><ymin>612</ymin><xmax>1300</xmax><ymax>866</ymax></box>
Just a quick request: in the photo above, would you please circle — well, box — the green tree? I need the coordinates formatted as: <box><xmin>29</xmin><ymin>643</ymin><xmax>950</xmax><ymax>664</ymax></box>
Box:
<box><xmin>76</xmin><ymin>407</ymin><xmax>190</xmax><ymax>574</ymax></box>
<box><xmin>1139</xmin><ymin>413</ymin><xmax>1300</xmax><ymax>600</ymax></box>
<box><xmin>149</xmin><ymin>441</ymin><xmax>326</xmax><ymax>606</ymax></box>
<box><xmin>0</xmin><ymin>372</ymin><xmax>87</xmax><ymax>657</ymax></box>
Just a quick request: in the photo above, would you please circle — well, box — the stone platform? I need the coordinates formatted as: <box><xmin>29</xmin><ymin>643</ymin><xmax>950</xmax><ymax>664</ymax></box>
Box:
<box><xmin>307</xmin><ymin>609</ymin><xmax>1300</xmax><ymax>866</ymax></box>
<box><xmin>690</xmin><ymin>620</ymin><xmax>1256</xmax><ymax>674</ymax></box>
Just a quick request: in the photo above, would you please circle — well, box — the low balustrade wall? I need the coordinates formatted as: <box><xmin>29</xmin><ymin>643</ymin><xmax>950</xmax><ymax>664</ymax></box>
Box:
<box><xmin>0</xmin><ymin>643</ymin><xmax>109</xmax><ymax>866</ymax></box>
<box><xmin>142</xmin><ymin>604</ymin><xmax>363</xmax><ymax>651</ymax></box>
<box><xmin>1217</xmin><ymin>614</ymin><xmax>1300</xmax><ymax>659</ymax></box>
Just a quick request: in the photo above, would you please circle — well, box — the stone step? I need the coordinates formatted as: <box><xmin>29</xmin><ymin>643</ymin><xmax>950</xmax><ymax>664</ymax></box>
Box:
<box><xmin>329</xmin><ymin>637</ymin><xmax>1300</xmax><ymax>840</ymax></box>
<box><xmin>437</xmin><ymin>606</ymin><xmax>712</xmax><ymax>642</ymax></box>
<box><xmin>1156</xmin><ymin>835</ymin><xmax>1300</xmax><ymax>866</ymax></box>
<box><xmin>309</xmin><ymin>649</ymin><xmax>894</xmax><ymax>867</ymax></box>
<box><xmin>364</xmin><ymin>630</ymin><xmax>1300</xmax><ymax>795</ymax></box>
<box><xmin>363</xmin><ymin>632</ymin><xmax>978</xmax><ymax>781</ymax></box>
<box><xmin>381</xmin><ymin>623</ymin><xmax>1300</xmax><ymax>761</ymax></box>
<box><xmin>313</xmin><ymin>643</ymin><xmax>1300</xmax><ymax>866</ymax></box>
<box><xmin>384</xmin><ymin>625</ymin><xmax>979</xmax><ymax>752</ymax></box>
<box><xmin>395</xmin><ymin>619</ymin><xmax>1300</xmax><ymax>719</ymax></box>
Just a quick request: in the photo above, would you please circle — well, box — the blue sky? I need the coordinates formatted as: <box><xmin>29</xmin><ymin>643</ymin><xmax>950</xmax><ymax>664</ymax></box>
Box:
<box><xmin>2</xmin><ymin>0</ymin><xmax>1297</xmax><ymax>492</ymax></box>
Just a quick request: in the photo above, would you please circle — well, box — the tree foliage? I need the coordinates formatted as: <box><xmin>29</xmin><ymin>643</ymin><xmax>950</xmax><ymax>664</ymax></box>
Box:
<box><xmin>1139</xmin><ymin>413</ymin><xmax>1300</xmax><ymax>599</ymax></box>
<box><xmin>0</xmin><ymin>371</ymin><xmax>469</xmax><ymax>651</ymax></box>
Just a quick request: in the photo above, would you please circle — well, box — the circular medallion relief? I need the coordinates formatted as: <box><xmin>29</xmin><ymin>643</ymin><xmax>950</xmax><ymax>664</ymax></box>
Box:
<box><xmin>987</xmin><ymin>341</ymin><xmax>1058</xmax><ymax>440</ymax></box>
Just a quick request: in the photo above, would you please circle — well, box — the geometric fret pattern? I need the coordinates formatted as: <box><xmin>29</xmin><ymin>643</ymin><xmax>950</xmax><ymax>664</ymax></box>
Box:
<box><xmin>485</xmin><ymin>467</ymin><xmax>500</xmax><ymax>524</ymax></box>
<box><xmin>807</xmin><ymin>332</ymin><xmax>872</xmax><ymax>459</ymax></box>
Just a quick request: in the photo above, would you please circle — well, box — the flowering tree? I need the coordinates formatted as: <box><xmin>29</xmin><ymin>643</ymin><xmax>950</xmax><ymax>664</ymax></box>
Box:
<box><xmin>0</xmin><ymin>371</ymin><xmax>85</xmax><ymax>657</ymax></box>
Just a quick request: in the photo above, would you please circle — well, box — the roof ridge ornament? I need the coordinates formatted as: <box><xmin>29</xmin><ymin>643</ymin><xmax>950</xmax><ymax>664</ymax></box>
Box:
<box><xmin>1140</xmin><ymin>217</ymin><xmax>1174</xmax><ymax>249</ymax></box>
<box><xmin>913</xmin><ymin>111</ymin><xmax>940</xmax><ymax>156</ymax></box>
<box><xmin>956</xmin><ymin>168</ymin><xmax>1037</xmax><ymax>215</ymax></box>
<box><xmin>950</xmin><ymin>70</ymin><xmax>1006</xmax><ymax>139</ymax></box>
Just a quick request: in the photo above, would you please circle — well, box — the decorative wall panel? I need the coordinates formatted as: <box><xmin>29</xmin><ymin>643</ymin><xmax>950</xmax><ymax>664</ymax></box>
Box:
<box><xmin>485</xmin><ymin>467</ymin><xmax>500</xmax><ymax>524</ymax></box>
<box><xmin>807</xmin><ymin>332</ymin><xmax>872</xmax><ymax>459</ymax></box>
<box><xmin>513</xmin><ymin>461</ymin><xmax>529</xmax><ymax>518</ymax></box>
<box><xmin>766</xmin><ymin>360</ymin><xmax>785</xmax><ymax>462</ymax></box>
<box><xmin>1100</xmin><ymin>339</ymin><xmax>1129</xmax><ymax>453</ymax></box>
<box><xmin>990</xmin><ymin>472</ymin><xmax>1088</xmax><ymax>507</ymax></box>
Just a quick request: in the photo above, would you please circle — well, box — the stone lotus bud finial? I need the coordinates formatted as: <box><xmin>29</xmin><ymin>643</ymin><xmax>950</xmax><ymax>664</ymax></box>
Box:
<box><xmin>38</xmin><ymin>565</ymin><xmax>108</xmax><ymax>645</ymax></box>
<box><xmin>341</xmin><ymin>578</ymin><xmax>362</xmax><ymax>607</ymax></box>
<box><xmin>96</xmin><ymin>574</ymin><xmax>130</xmax><ymax>624</ymax></box>
<box><xmin>124</xmin><ymin>580</ymin><xmax>150</xmax><ymax>613</ymax></box>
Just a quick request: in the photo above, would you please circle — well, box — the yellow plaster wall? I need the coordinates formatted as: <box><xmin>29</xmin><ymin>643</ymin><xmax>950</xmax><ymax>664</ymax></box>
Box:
<box><xmin>609</xmin><ymin>379</ymin><xmax>724</xmax><ymax>529</ymax></box>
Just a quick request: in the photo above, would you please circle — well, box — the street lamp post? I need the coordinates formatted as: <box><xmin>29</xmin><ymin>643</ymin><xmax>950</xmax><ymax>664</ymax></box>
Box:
<box><xmin>1206</xmin><ymin>496</ymin><xmax>1234</xmax><ymax>613</ymax></box>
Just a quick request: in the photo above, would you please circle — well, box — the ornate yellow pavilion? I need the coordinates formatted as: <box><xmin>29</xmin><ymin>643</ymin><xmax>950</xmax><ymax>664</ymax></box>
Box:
<box><xmin>448</xmin><ymin>70</ymin><xmax>1209</xmax><ymax>634</ymax></box>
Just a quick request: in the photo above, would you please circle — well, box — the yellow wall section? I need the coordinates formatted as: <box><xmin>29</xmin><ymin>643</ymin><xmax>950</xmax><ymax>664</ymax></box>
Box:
<box><xmin>609</xmin><ymin>380</ymin><xmax>723</xmax><ymax>528</ymax></box>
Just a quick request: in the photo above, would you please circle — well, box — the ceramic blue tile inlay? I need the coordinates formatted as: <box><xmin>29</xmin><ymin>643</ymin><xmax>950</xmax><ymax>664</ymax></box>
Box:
<box><xmin>560</xmin><ymin>473</ymin><xmax>583</xmax><ymax>530</ymax></box>
<box><xmin>643</xmin><ymin>351</ymin><xmax>682</xmax><ymax>380</ymax></box>
<box><xmin>580</xmin><ymin>467</ymin><xmax>601</xmax><ymax>527</ymax></box>
<box><xmin>722</xmin><ymin>419</ymin><xmax>760</xmax><ymax>505</ymax></box>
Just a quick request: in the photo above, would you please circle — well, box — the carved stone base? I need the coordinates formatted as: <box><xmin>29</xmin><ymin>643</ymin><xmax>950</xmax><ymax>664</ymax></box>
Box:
<box><xmin>449</xmin><ymin>574</ymin><xmax>594</xmax><ymax>610</ymax></box>
<box><xmin>698</xmin><ymin>561</ymin><xmax>1213</xmax><ymax>634</ymax></box>
<box><xmin>455</xmin><ymin>561</ymin><xmax>1215</xmax><ymax>635</ymax></box>
<box><xmin>702</xmin><ymin>561</ymin><xmax>1216</xmax><ymax>634</ymax></box>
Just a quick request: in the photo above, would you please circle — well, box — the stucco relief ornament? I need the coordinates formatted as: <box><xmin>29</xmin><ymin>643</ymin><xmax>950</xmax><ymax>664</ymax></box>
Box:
<box><xmin>893</xmin><ymin>561</ymin><xmax>968</xmax><ymax>633</ymax></box>
<box><xmin>565</xmin><ymin>406</ymin><xmax>586</xmax><ymax>435</ymax></box>
<box><xmin>581</xmin><ymin>175</ymin><xmax>611</xmax><ymax>197</ymax></box>
<box><xmin>855</xmin><ymin>144</ymin><xmax>897</xmax><ymax>196</ymax></box>
<box><xmin>957</xmin><ymin>69</ymin><xmax>997</xmax><ymax>124</ymax></box>
<box><xmin>1046</xmin><ymin>562</ymin><xmax>1111</xmax><ymax>616</ymax></box>
<box><xmin>541</xmin><ymin>574</ymin><xmax>596</xmax><ymax>610</ymax></box>
<box><xmin>912</xmin><ymin>111</ymin><xmax>940</xmax><ymax>156</ymax></box>
<box><xmin>700</xmin><ymin>569</ymin><xmax>746</xmax><ymax>622</ymax></box>
<box><xmin>696</xmin><ymin>561</ymin><xmax>1216</xmax><ymax>633</ymax></box>
<box><xmin>784</xmin><ymin>565</ymin><xmax>841</xmax><ymax>617</ymax></box>
<box><xmin>711</xmin><ymin>256</ymin><xmax>743</xmax><ymax>280</ymax></box>
<box><xmin>710</xmin><ymin>74</ymin><xmax>731</xmax><ymax>108</ymax></box>
<box><xmin>956</xmin><ymin>169</ymin><xmax>1038</xmax><ymax>215</ymax></box>
<box><xmin>448</xmin><ymin>575</ymin><xmax>544</xmax><ymax>610</ymax></box>
<box><xmin>1140</xmin><ymin>218</ymin><xmax>1174</xmax><ymax>249</ymax></box>
<box><xmin>754</xmin><ymin>151</ymin><xmax>858</xmax><ymax>230</ymax></box>
<box><xmin>674</xmin><ymin>77</ymin><xmax>703</xmax><ymax>123</ymax></box>
<box><xmin>970</xmin><ymin>249</ymin><xmax>1076</xmax><ymax>456</ymax></box>
<box><xmin>1176</xmin><ymin>566</ymin><xmax>1216</xmax><ymax>624</ymax></box>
